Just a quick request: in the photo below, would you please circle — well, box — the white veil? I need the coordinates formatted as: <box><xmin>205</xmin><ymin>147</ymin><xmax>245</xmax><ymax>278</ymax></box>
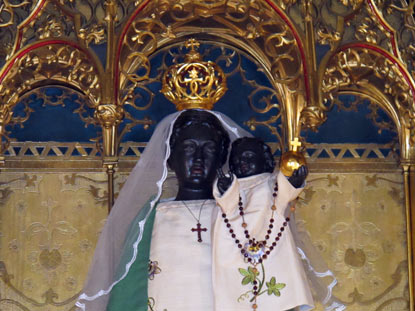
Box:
<box><xmin>76</xmin><ymin>109</ymin><xmax>345</xmax><ymax>311</ymax></box>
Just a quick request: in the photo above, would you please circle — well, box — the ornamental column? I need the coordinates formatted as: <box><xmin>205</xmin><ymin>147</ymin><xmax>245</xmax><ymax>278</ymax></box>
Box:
<box><xmin>95</xmin><ymin>104</ymin><xmax>124</xmax><ymax>212</ymax></box>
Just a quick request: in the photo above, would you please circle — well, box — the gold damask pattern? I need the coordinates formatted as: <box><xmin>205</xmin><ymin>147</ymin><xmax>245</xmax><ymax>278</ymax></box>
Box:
<box><xmin>0</xmin><ymin>169</ymin><xmax>406</xmax><ymax>310</ymax></box>
<box><xmin>0</xmin><ymin>173</ymin><xmax>109</xmax><ymax>310</ymax></box>
<box><xmin>297</xmin><ymin>172</ymin><xmax>408</xmax><ymax>310</ymax></box>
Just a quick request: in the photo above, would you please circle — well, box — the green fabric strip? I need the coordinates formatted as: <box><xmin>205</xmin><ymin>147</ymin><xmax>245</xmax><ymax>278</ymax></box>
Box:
<box><xmin>107</xmin><ymin>206</ymin><xmax>157</xmax><ymax>311</ymax></box>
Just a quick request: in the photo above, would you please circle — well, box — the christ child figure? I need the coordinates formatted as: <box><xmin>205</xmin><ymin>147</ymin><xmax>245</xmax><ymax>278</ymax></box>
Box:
<box><xmin>212</xmin><ymin>137</ymin><xmax>314</xmax><ymax>311</ymax></box>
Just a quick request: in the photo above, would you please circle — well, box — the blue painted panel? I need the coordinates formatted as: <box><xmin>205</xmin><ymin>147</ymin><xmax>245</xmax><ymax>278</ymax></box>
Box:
<box><xmin>7</xmin><ymin>88</ymin><xmax>99</xmax><ymax>142</ymax></box>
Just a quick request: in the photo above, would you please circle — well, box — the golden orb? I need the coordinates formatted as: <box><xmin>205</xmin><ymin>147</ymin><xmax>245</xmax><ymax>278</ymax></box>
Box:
<box><xmin>279</xmin><ymin>150</ymin><xmax>307</xmax><ymax>177</ymax></box>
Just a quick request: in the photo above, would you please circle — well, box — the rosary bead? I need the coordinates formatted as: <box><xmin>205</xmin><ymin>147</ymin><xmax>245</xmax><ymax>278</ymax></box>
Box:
<box><xmin>253</xmin><ymin>280</ymin><xmax>258</xmax><ymax>285</ymax></box>
<box><xmin>286</xmin><ymin>217</ymin><xmax>290</xmax><ymax>222</ymax></box>
<box><xmin>223</xmin><ymin>181</ymin><xmax>286</xmax><ymax>265</ymax></box>
<box><xmin>253</xmin><ymin>286</ymin><xmax>258</xmax><ymax>290</ymax></box>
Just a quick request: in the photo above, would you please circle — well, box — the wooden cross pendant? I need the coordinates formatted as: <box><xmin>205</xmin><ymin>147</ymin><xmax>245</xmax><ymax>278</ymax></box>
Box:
<box><xmin>191</xmin><ymin>222</ymin><xmax>207</xmax><ymax>243</ymax></box>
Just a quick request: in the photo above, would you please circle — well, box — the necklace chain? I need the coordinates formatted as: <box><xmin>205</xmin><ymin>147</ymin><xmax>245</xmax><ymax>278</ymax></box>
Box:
<box><xmin>182</xmin><ymin>199</ymin><xmax>208</xmax><ymax>223</ymax></box>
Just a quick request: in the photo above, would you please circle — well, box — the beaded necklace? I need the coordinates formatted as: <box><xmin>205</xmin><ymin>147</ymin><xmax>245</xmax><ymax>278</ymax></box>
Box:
<box><xmin>221</xmin><ymin>181</ymin><xmax>294</xmax><ymax>310</ymax></box>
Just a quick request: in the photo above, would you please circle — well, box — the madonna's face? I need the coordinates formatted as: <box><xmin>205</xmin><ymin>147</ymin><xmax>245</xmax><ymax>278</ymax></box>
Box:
<box><xmin>230</xmin><ymin>141</ymin><xmax>265</xmax><ymax>178</ymax></box>
<box><xmin>169</xmin><ymin>124</ymin><xmax>222</xmax><ymax>190</ymax></box>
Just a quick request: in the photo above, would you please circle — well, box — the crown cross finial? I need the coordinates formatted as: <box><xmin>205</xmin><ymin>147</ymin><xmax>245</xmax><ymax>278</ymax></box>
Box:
<box><xmin>186</xmin><ymin>38</ymin><xmax>200</xmax><ymax>51</ymax></box>
<box><xmin>290</xmin><ymin>137</ymin><xmax>302</xmax><ymax>152</ymax></box>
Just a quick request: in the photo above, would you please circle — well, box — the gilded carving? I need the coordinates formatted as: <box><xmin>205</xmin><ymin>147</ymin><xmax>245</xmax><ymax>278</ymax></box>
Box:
<box><xmin>118</xmin><ymin>0</ymin><xmax>305</xmax><ymax>101</ymax></box>
<box><xmin>340</xmin><ymin>0</ymin><xmax>364</xmax><ymax>10</ymax></box>
<box><xmin>300</xmin><ymin>106</ymin><xmax>327</xmax><ymax>130</ymax></box>
<box><xmin>317</xmin><ymin>26</ymin><xmax>341</xmax><ymax>50</ymax></box>
<box><xmin>94</xmin><ymin>104</ymin><xmax>124</xmax><ymax>128</ymax></box>
<box><xmin>0</xmin><ymin>0</ymin><xmax>31</xmax><ymax>28</ymax></box>
<box><xmin>322</xmin><ymin>47</ymin><xmax>415</xmax><ymax>146</ymax></box>
<box><xmin>78</xmin><ymin>24</ymin><xmax>106</xmax><ymax>47</ymax></box>
<box><xmin>37</xmin><ymin>15</ymin><xmax>65</xmax><ymax>39</ymax></box>
<box><xmin>1</xmin><ymin>44</ymin><xmax>102</xmax><ymax>107</ymax></box>
<box><xmin>355</xmin><ymin>17</ymin><xmax>379</xmax><ymax>44</ymax></box>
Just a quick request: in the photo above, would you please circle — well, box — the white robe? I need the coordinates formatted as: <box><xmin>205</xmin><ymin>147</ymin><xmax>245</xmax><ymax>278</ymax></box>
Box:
<box><xmin>147</xmin><ymin>172</ymin><xmax>314</xmax><ymax>311</ymax></box>
<box><xmin>213</xmin><ymin>171</ymin><xmax>314</xmax><ymax>311</ymax></box>
<box><xmin>148</xmin><ymin>199</ymin><xmax>217</xmax><ymax>310</ymax></box>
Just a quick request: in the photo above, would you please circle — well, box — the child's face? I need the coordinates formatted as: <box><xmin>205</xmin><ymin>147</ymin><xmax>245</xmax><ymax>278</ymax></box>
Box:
<box><xmin>230</xmin><ymin>141</ymin><xmax>266</xmax><ymax>178</ymax></box>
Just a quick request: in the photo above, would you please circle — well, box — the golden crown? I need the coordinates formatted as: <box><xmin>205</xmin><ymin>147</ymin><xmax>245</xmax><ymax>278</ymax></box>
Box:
<box><xmin>161</xmin><ymin>39</ymin><xmax>227</xmax><ymax>110</ymax></box>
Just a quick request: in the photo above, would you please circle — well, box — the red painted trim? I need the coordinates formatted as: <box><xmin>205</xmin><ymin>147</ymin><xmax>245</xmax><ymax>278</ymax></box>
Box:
<box><xmin>0</xmin><ymin>40</ymin><xmax>95</xmax><ymax>84</ymax></box>
<box><xmin>366</xmin><ymin>0</ymin><xmax>399</xmax><ymax>58</ymax></box>
<box><xmin>337</xmin><ymin>43</ymin><xmax>415</xmax><ymax>103</ymax></box>
<box><xmin>15</xmin><ymin>0</ymin><xmax>47</xmax><ymax>52</ymax></box>
<box><xmin>264</xmin><ymin>0</ymin><xmax>310</xmax><ymax>103</ymax></box>
<box><xmin>114</xmin><ymin>0</ymin><xmax>152</xmax><ymax>103</ymax></box>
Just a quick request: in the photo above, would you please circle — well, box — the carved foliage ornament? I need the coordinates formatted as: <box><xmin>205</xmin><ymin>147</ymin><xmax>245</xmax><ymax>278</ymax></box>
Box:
<box><xmin>0</xmin><ymin>43</ymin><xmax>102</xmax><ymax>107</ymax></box>
<box><xmin>95</xmin><ymin>104</ymin><xmax>125</xmax><ymax>129</ymax></box>
<box><xmin>322</xmin><ymin>46</ymin><xmax>415</xmax><ymax>144</ymax></box>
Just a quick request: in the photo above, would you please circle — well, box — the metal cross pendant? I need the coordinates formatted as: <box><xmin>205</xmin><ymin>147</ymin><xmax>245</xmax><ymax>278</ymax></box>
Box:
<box><xmin>191</xmin><ymin>222</ymin><xmax>207</xmax><ymax>243</ymax></box>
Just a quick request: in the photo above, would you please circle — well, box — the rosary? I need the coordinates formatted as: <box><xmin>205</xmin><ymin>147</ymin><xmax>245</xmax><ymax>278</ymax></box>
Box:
<box><xmin>221</xmin><ymin>181</ymin><xmax>295</xmax><ymax>310</ymax></box>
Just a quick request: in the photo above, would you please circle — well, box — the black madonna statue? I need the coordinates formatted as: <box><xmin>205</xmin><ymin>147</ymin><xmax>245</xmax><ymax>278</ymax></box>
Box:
<box><xmin>77</xmin><ymin>39</ymin><xmax>345</xmax><ymax>311</ymax></box>
<box><xmin>76</xmin><ymin>109</ymin><xmax>251</xmax><ymax>311</ymax></box>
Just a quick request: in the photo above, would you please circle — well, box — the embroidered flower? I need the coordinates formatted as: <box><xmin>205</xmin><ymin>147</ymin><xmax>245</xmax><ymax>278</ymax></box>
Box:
<box><xmin>148</xmin><ymin>260</ymin><xmax>161</xmax><ymax>280</ymax></box>
<box><xmin>238</xmin><ymin>263</ymin><xmax>286</xmax><ymax>303</ymax></box>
